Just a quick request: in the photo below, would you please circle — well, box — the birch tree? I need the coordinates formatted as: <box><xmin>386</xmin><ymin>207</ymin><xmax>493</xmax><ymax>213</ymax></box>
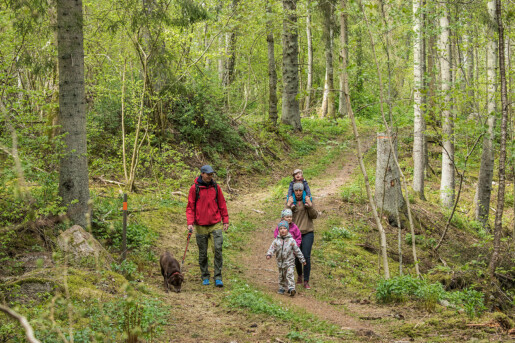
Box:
<box><xmin>439</xmin><ymin>3</ymin><xmax>455</xmax><ymax>208</ymax></box>
<box><xmin>413</xmin><ymin>0</ymin><xmax>426</xmax><ymax>200</ymax></box>
<box><xmin>319</xmin><ymin>0</ymin><xmax>335</xmax><ymax>118</ymax></box>
<box><xmin>475</xmin><ymin>0</ymin><xmax>497</xmax><ymax>229</ymax></box>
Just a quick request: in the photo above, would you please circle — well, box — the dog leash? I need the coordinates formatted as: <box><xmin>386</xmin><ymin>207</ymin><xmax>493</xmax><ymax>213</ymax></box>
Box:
<box><xmin>181</xmin><ymin>228</ymin><xmax>193</xmax><ymax>271</ymax></box>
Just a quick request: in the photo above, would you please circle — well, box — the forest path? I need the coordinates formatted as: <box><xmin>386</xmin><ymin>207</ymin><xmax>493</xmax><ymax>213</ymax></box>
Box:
<box><xmin>234</xmin><ymin>138</ymin><xmax>392</xmax><ymax>340</ymax></box>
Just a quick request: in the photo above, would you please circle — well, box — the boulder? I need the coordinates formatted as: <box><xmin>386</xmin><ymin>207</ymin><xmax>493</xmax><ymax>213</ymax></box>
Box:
<box><xmin>57</xmin><ymin>225</ymin><xmax>113</xmax><ymax>267</ymax></box>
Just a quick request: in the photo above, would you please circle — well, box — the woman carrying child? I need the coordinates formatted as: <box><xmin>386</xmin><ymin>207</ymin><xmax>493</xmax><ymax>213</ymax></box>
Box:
<box><xmin>291</xmin><ymin>182</ymin><xmax>318</xmax><ymax>289</ymax></box>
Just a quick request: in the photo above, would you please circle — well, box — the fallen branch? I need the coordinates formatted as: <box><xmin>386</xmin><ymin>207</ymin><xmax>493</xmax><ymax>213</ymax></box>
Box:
<box><xmin>0</xmin><ymin>304</ymin><xmax>42</xmax><ymax>343</ymax></box>
<box><xmin>93</xmin><ymin>176</ymin><xmax>125</xmax><ymax>186</ymax></box>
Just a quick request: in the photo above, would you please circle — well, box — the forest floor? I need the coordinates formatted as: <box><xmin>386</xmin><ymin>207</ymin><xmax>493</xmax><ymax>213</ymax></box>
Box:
<box><xmin>140</xmin><ymin>137</ymin><xmax>512</xmax><ymax>342</ymax></box>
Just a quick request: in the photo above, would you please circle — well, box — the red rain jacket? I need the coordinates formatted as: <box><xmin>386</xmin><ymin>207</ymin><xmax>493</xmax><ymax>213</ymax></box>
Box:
<box><xmin>186</xmin><ymin>177</ymin><xmax>229</xmax><ymax>226</ymax></box>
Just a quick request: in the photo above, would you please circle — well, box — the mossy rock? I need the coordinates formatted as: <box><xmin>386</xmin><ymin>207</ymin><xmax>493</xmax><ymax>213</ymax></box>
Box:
<box><xmin>1</xmin><ymin>277</ymin><xmax>60</xmax><ymax>305</ymax></box>
<box><xmin>57</xmin><ymin>225</ymin><xmax>114</xmax><ymax>269</ymax></box>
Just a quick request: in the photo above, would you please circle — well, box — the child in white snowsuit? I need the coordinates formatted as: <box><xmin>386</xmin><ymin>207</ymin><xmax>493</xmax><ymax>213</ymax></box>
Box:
<box><xmin>266</xmin><ymin>220</ymin><xmax>306</xmax><ymax>296</ymax></box>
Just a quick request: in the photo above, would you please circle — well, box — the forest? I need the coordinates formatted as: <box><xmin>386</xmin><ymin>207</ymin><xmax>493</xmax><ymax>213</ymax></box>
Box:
<box><xmin>0</xmin><ymin>0</ymin><xmax>514</xmax><ymax>341</ymax></box>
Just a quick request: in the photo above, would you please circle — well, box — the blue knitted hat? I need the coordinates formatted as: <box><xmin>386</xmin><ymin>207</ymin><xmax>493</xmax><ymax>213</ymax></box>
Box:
<box><xmin>278</xmin><ymin>220</ymin><xmax>289</xmax><ymax>230</ymax></box>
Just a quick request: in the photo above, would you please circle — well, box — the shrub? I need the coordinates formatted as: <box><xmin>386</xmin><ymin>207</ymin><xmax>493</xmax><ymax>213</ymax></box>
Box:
<box><xmin>322</xmin><ymin>227</ymin><xmax>353</xmax><ymax>242</ymax></box>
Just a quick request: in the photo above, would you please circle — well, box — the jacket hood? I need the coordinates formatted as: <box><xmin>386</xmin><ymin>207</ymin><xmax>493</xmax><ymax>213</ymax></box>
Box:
<box><xmin>194</xmin><ymin>175</ymin><xmax>215</xmax><ymax>187</ymax></box>
<box><xmin>279</xmin><ymin>233</ymin><xmax>292</xmax><ymax>240</ymax></box>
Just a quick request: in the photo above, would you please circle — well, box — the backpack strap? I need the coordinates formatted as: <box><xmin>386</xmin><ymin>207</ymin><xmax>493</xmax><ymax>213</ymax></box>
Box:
<box><xmin>194</xmin><ymin>182</ymin><xmax>220</xmax><ymax>222</ymax></box>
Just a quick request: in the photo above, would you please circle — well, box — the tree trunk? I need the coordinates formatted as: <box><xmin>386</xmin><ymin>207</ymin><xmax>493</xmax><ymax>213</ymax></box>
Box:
<box><xmin>342</xmin><ymin>3</ymin><xmax>390</xmax><ymax>279</ymax></box>
<box><xmin>475</xmin><ymin>0</ymin><xmax>497</xmax><ymax>229</ymax></box>
<box><xmin>338</xmin><ymin>0</ymin><xmax>348</xmax><ymax>117</ymax></box>
<box><xmin>439</xmin><ymin>4</ymin><xmax>455</xmax><ymax>208</ymax></box>
<box><xmin>304</xmin><ymin>1</ymin><xmax>313</xmax><ymax>113</ymax></box>
<box><xmin>57</xmin><ymin>0</ymin><xmax>90</xmax><ymax>228</ymax></box>
<box><xmin>413</xmin><ymin>0</ymin><xmax>426</xmax><ymax>200</ymax></box>
<box><xmin>320</xmin><ymin>0</ymin><xmax>335</xmax><ymax>118</ymax></box>
<box><xmin>281</xmin><ymin>0</ymin><xmax>302</xmax><ymax>131</ymax></box>
<box><xmin>489</xmin><ymin>0</ymin><xmax>509</xmax><ymax>277</ymax></box>
<box><xmin>223</xmin><ymin>0</ymin><xmax>239</xmax><ymax>88</ymax></box>
<box><xmin>375</xmin><ymin>133</ymin><xmax>404</xmax><ymax>220</ymax></box>
<box><xmin>266</xmin><ymin>0</ymin><xmax>278</xmax><ymax>126</ymax></box>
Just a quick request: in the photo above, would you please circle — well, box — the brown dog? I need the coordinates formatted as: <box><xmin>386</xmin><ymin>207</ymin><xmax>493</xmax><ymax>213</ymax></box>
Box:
<box><xmin>159</xmin><ymin>251</ymin><xmax>184</xmax><ymax>293</ymax></box>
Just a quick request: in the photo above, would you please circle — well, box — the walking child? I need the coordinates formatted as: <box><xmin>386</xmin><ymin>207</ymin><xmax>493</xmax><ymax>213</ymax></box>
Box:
<box><xmin>266</xmin><ymin>220</ymin><xmax>306</xmax><ymax>296</ymax></box>
<box><xmin>286</xmin><ymin>169</ymin><xmax>312</xmax><ymax>210</ymax></box>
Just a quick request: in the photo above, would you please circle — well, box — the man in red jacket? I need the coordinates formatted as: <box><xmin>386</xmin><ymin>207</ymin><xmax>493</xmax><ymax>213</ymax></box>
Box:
<box><xmin>186</xmin><ymin>165</ymin><xmax>229</xmax><ymax>287</ymax></box>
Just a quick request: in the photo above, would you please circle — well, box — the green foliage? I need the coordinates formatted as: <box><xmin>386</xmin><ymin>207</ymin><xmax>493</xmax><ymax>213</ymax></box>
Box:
<box><xmin>340</xmin><ymin>180</ymin><xmax>367</xmax><ymax>204</ymax></box>
<box><xmin>111</xmin><ymin>260</ymin><xmax>140</xmax><ymax>280</ymax></box>
<box><xmin>226</xmin><ymin>281</ymin><xmax>293</xmax><ymax>319</ymax></box>
<box><xmin>376</xmin><ymin>276</ymin><xmax>486</xmax><ymax>318</ymax></box>
<box><xmin>322</xmin><ymin>227</ymin><xmax>353</xmax><ymax>242</ymax></box>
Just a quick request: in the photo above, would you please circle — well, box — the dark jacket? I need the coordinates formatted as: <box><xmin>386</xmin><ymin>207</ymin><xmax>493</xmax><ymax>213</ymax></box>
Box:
<box><xmin>186</xmin><ymin>176</ymin><xmax>229</xmax><ymax>226</ymax></box>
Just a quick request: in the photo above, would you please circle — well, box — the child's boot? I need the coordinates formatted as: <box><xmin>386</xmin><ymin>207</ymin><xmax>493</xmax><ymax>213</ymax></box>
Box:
<box><xmin>288</xmin><ymin>288</ymin><xmax>296</xmax><ymax>297</ymax></box>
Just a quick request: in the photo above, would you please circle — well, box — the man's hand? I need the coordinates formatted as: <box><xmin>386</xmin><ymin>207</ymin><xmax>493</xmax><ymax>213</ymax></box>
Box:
<box><xmin>223</xmin><ymin>223</ymin><xmax>229</xmax><ymax>232</ymax></box>
<box><xmin>187</xmin><ymin>225</ymin><xmax>194</xmax><ymax>232</ymax></box>
<box><xmin>266</xmin><ymin>255</ymin><xmax>271</xmax><ymax>260</ymax></box>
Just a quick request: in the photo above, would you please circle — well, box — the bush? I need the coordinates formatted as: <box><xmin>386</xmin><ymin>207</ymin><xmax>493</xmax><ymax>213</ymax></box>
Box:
<box><xmin>322</xmin><ymin>227</ymin><xmax>353</xmax><ymax>242</ymax></box>
<box><xmin>376</xmin><ymin>276</ymin><xmax>486</xmax><ymax>318</ymax></box>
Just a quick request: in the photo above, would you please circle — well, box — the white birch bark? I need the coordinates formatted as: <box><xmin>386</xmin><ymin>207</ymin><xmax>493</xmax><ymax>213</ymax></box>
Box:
<box><xmin>439</xmin><ymin>4</ymin><xmax>455</xmax><ymax>208</ymax></box>
<box><xmin>475</xmin><ymin>0</ymin><xmax>497</xmax><ymax>228</ymax></box>
<box><xmin>413</xmin><ymin>0</ymin><xmax>425</xmax><ymax>200</ymax></box>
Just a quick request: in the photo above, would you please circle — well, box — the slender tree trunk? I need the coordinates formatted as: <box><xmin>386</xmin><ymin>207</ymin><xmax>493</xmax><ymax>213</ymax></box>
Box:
<box><xmin>266</xmin><ymin>0</ymin><xmax>278</xmax><ymax>126</ymax></box>
<box><xmin>489</xmin><ymin>0</ymin><xmax>509</xmax><ymax>277</ymax></box>
<box><xmin>57</xmin><ymin>0</ymin><xmax>90</xmax><ymax>228</ymax></box>
<box><xmin>439</xmin><ymin>4</ymin><xmax>455</xmax><ymax>208</ymax></box>
<box><xmin>475</xmin><ymin>0</ymin><xmax>497</xmax><ymax>229</ymax></box>
<box><xmin>304</xmin><ymin>1</ymin><xmax>313</xmax><ymax>113</ymax></box>
<box><xmin>223</xmin><ymin>0</ymin><xmax>239</xmax><ymax>88</ymax></box>
<box><xmin>413</xmin><ymin>0</ymin><xmax>426</xmax><ymax>200</ymax></box>
<box><xmin>281</xmin><ymin>0</ymin><xmax>302</xmax><ymax>131</ymax></box>
<box><xmin>320</xmin><ymin>0</ymin><xmax>335</xmax><ymax>118</ymax></box>
<box><xmin>341</xmin><ymin>2</ymin><xmax>390</xmax><ymax>279</ymax></box>
<box><xmin>338</xmin><ymin>0</ymin><xmax>348</xmax><ymax>117</ymax></box>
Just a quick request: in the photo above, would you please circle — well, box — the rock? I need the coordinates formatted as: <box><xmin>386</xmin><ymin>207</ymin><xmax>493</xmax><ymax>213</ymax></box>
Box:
<box><xmin>57</xmin><ymin>225</ymin><xmax>113</xmax><ymax>267</ymax></box>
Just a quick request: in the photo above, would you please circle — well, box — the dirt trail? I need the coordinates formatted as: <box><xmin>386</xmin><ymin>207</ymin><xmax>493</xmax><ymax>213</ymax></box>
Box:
<box><xmin>237</xmin><ymin>141</ymin><xmax>392</xmax><ymax>339</ymax></box>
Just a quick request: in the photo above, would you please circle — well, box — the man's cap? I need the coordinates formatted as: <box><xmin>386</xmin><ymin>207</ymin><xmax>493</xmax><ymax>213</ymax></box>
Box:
<box><xmin>292</xmin><ymin>169</ymin><xmax>302</xmax><ymax>176</ymax></box>
<box><xmin>200</xmin><ymin>165</ymin><xmax>215</xmax><ymax>174</ymax></box>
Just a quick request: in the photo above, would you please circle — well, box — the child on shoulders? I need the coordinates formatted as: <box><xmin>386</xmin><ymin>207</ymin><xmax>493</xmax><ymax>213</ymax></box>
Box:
<box><xmin>286</xmin><ymin>169</ymin><xmax>312</xmax><ymax>210</ymax></box>
<box><xmin>266</xmin><ymin>220</ymin><xmax>306</xmax><ymax>296</ymax></box>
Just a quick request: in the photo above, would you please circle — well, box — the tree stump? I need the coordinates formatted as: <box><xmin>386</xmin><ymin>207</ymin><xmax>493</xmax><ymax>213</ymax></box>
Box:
<box><xmin>374</xmin><ymin>133</ymin><xmax>404</xmax><ymax>225</ymax></box>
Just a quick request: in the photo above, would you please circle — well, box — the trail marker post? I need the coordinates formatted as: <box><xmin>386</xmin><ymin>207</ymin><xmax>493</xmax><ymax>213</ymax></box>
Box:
<box><xmin>122</xmin><ymin>193</ymin><xmax>128</xmax><ymax>261</ymax></box>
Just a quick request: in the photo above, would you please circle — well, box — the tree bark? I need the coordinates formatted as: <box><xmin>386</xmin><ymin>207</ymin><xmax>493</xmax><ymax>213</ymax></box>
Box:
<box><xmin>223</xmin><ymin>0</ymin><xmax>239</xmax><ymax>88</ymax></box>
<box><xmin>320</xmin><ymin>0</ymin><xmax>335</xmax><ymax>118</ymax></box>
<box><xmin>375</xmin><ymin>133</ymin><xmax>404</xmax><ymax>219</ymax></box>
<box><xmin>338</xmin><ymin>0</ymin><xmax>348</xmax><ymax>117</ymax></box>
<box><xmin>413</xmin><ymin>0</ymin><xmax>426</xmax><ymax>200</ymax></box>
<box><xmin>281</xmin><ymin>0</ymin><xmax>302</xmax><ymax>131</ymax></box>
<box><xmin>266</xmin><ymin>0</ymin><xmax>278</xmax><ymax>126</ymax></box>
<box><xmin>439</xmin><ymin>3</ymin><xmax>455</xmax><ymax>208</ymax></box>
<box><xmin>475</xmin><ymin>0</ymin><xmax>497</xmax><ymax>229</ymax></box>
<box><xmin>57</xmin><ymin>0</ymin><xmax>90</xmax><ymax>228</ymax></box>
<box><xmin>304</xmin><ymin>1</ymin><xmax>313</xmax><ymax>113</ymax></box>
<box><xmin>489</xmin><ymin>0</ymin><xmax>509</xmax><ymax>277</ymax></box>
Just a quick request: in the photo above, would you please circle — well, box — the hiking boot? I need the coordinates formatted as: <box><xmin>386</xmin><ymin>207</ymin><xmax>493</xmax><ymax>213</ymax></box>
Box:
<box><xmin>215</xmin><ymin>279</ymin><xmax>224</xmax><ymax>288</ymax></box>
<box><xmin>296</xmin><ymin>275</ymin><xmax>303</xmax><ymax>284</ymax></box>
<box><xmin>288</xmin><ymin>288</ymin><xmax>296</xmax><ymax>297</ymax></box>
<box><xmin>277</xmin><ymin>288</ymin><xmax>285</xmax><ymax>295</ymax></box>
<box><xmin>202</xmin><ymin>279</ymin><xmax>210</xmax><ymax>286</ymax></box>
<box><xmin>303</xmin><ymin>281</ymin><xmax>311</xmax><ymax>289</ymax></box>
